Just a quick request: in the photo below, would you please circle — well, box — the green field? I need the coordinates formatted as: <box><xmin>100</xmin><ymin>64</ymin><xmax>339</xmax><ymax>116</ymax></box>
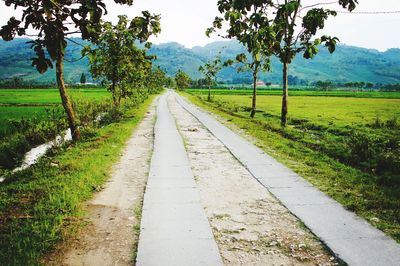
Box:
<box><xmin>0</xmin><ymin>88</ymin><xmax>109</xmax><ymax>136</ymax></box>
<box><xmin>187</xmin><ymin>88</ymin><xmax>400</xmax><ymax>99</ymax></box>
<box><xmin>184</xmin><ymin>89</ymin><xmax>400</xmax><ymax>242</ymax></box>
<box><xmin>0</xmin><ymin>88</ymin><xmax>111</xmax><ymax>171</ymax></box>
<box><xmin>0</xmin><ymin>88</ymin><xmax>109</xmax><ymax>105</ymax></box>
<box><xmin>210</xmin><ymin>94</ymin><xmax>400</xmax><ymax>127</ymax></box>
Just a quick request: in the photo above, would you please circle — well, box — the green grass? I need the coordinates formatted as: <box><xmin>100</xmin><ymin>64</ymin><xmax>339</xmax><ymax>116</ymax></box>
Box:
<box><xmin>207</xmin><ymin>94</ymin><xmax>400</xmax><ymax>128</ymax></box>
<box><xmin>0</xmin><ymin>88</ymin><xmax>110</xmax><ymax>135</ymax></box>
<box><xmin>0</xmin><ymin>95</ymin><xmax>156</xmax><ymax>265</ymax></box>
<box><xmin>181</xmin><ymin>91</ymin><xmax>400</xmax><ymax>243</ymax></box>
<box><xmin>0</xmin><ymin>106</ymin><xmax>51</xmax><ymax>132</ymax></box>
<box><xmin>187</xmin><ymin>88</ymin><xmax>400</xmax><ymax>99</ymax></box>
<box><xmin>0</xmin><ymin>88</ymin><xmax>112</xmax><ymax>172</ymax></box>
<box><xmin>0</xmin><ymin>88</ymin><xmax>109</xmax><ymax>105</ymax></box>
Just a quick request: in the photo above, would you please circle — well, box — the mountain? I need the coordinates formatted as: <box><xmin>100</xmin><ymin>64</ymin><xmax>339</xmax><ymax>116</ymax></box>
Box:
<box><xmin>0</xmin><ymin>38</ymin><xmax>399</xmax><ymax>85</ymax></box>
<box><xmin>0</xmin><ymin>38</ymin><xmax>91</xmax><ymax>84</ymax></box>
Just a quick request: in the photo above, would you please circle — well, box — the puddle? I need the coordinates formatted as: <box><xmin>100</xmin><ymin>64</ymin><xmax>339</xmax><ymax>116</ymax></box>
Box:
<box><xmin>0</xmin><ymin>129</ymin><xmax>72</xmax><ymax>183</ymax></box>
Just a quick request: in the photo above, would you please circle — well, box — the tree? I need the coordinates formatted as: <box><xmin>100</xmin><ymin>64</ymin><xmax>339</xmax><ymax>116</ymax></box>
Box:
<box><xmin>209</xmin><ymin>0</ymin><xmax>358</xmax><ymax>124</ymax></box>
<box><xmin>147</xmin><ymin>66</ymin><xmax>167</xmax><ymax>93</ymax></box>
<box><xmin>85</xmin><ymin>14</ymin><xmax>160</xmax><ymax>106</ymax></box>
<box><xmin>80</xmin><ymin>72</ymin><xmax>87</xmax><ymax>84</ymax></box>
<box><xmin>199</xmin><ymin>55</ymin><xmax>222</xmax><ymax>101</ymax></box>
<box><xmin>175</xmin><ymin>70</ymin><xmax>190</xmax><ymax>91</ymax></box>
<box><xmin>315</xmin><ymin>80</ymin><xmax>332</xmax><ymax>91</ymax></box>
<box><xmin>0</xmin><ymin>0</ymin><xmax>157</xmax><ymax>140</ymax></box>
<box><xmin>271</xmin><ymin>0</ymin><xmax>358</xmax><ymax>126</ymax></box>
<box><xmin>208</xmin><ymin>0</ymin><xmax>275</xmax><ymax>118</ymax></box>
<box><xmin>166</xmin><ymin>77</ymin><xmax>177</xmax><ymax>89</ymax></box>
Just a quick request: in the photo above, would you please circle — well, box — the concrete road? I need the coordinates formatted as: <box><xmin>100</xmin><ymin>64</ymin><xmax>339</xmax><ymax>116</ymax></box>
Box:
<box><xmin>173</xmin><ymin>91</ymin><xmax>400</xmax><ymax>266</ymax></box>
<box><xmin>136</xmin><ymin>92</ymin><xmax>223</xmax><ymax>266</ymax></box>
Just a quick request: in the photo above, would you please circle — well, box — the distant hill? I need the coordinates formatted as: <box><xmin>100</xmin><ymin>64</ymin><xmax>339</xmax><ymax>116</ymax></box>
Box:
<box><xmin>0</xmin><ymin>38</ymin><xmax>399</xmax><ymax>85</ymax></box>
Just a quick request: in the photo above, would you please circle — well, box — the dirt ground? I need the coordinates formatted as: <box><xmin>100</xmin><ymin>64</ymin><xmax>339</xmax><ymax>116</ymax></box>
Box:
<box><xmin>42</xmin><ymin>99</ymin><xmax>157</xmax><ymax>266</ymax></box>
<box><xmin>168</xmin><ymin>94</ymin><xmax>338</xmax><ymax>266</ymax></box>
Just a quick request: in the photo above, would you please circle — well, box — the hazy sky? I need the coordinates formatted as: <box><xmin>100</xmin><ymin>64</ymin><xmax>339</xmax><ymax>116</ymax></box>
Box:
<box><xmin>0</xmin><ymin>0</ymin><xmax>399</xmax><ymax>51</ymax></box>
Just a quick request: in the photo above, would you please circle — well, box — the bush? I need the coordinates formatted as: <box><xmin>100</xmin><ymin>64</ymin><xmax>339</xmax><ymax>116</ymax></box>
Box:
<box><xmin>346</xmin><ymin>132</ymin><xmax>400</xmax><ymax>185</ymax></box>
<box><xmin>99</xmin><ymin>107</ymin><xmax>124</xmax><ymax>126</ymax></box>
<box><xmin>0</xmin><ymin>133</ymin><xmax>30</xmax><ymax>169</ymax></box>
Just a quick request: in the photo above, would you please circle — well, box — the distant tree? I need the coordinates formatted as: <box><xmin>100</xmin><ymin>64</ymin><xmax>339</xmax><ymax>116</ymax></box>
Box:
<box><xmin>147</xmin><ymin>66</ymin><xmax>167</xmax><ymax>93</ymax></box>
<box><xmin>366</xmin><ymin>82</ymin><xmax>374</xmax><ymax>89</ymax></box>
<box><xmin>381</xmin><ymin>84</ymin><xmax>400</xmax><ymax>92</ymax></box>
<box><xmin>85</xmin><ymin>14</ymin><xmax>160</xmax><ymax>106</ymax></box>
<box><xmin>315</xmin><ymin>80</ymin><xmax>333</xmax><ymax>91</ymax></box>
<box><xmin>80</xmin><ymin>72</ymin><xmax>86</xmax><ymax>84</ymax></box>
<box><xmin>0</xmin><ymin>0</ymin><xmax>144</xmax><ymax>140</ymax></box>
<box><xmin>165</xmin><ymin>77</ymin><xmax>177</xmax><ymax>89</ymax></box>
<box><xmin>288</xmin><ymin>75</ymin><xmax>299</xmax><ymax>86</ymax></box>
<box><xmin>196</xmin><ymin>78</ymin><xmax>209</xmax><ymax>87</ymax></box>
<box><xmin>208</xmin><ymin>1</ymin><xmax>275</xmax><ymax>118</ymax></box>
<box><xmin>199</xmin><ymin>54</ymin><xmax>222</xmax><ymax>101</ymax></box>
<box><xmin>175</xmin><ymin>70</ymin><xmax>190</xmax><ymax>90</ymax></box>
<box><xmin>10</xmin><ymin>76</ymin><xmax>23</xmax><ymax>87</ymax></box>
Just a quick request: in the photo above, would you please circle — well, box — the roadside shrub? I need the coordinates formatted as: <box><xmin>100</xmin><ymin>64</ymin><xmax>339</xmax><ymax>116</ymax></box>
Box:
<box><xmin>386</xmin><ymin>117</ymin><xmax>399</xmax><ymax>129</ymax></box>
<box><xmin>99</xmin><ymin>107</ymin><xmax>124</xmax><ymax>126</ymax></box>
<box><xmin>211</xmin><ymin>97</ymin><xmax>244</xmax><ymax>113</ymax></box>
<box><xmin>371</xmin><ymin>116</ymin><xmax>385</xmax><ymax>129</ymax></box>
<box><xmin>80</xmin><ymin>127</ymin><xmax>100</xmax><ymax>141</ymax></box>
<box><xmin>370</xmin><ymin>116</ymin><xmax>399</xmax><ymax>129</ymax></box>
<box><xmin>0</xmin><ymin>133</ymin><xmax>30</xmax><ymax>169</ymax></box>
<box><xmin>7</xmin><ymin>108</ymin><xmax>67</xmax><ymax>146</ymax></box>
<box><xmin>73</xmin><ymin>99</ymin><xmax>114</xmax><ymax>128</ymax></box>
<box><xmin>346</xmin><ymin>132</ymin><xmax>400</xmax><ymax>185</ymax></box>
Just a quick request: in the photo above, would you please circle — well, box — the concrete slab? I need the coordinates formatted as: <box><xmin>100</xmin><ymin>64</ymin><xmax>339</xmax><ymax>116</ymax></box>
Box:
<box><xmin>146</xmin><ymin>177</ymin><xmax>196</xmax><ymax>189</ymax></box>
<box><xmin>269</xmin><ymin>186</ymin><xmax>335</xmax><ymax>205</ymax></box>
<box><xmin>136</xmin><ymin>92</ymin><xmax>223</xmax><ymax>266</ymax></box>
<box><xmin>137</xmin><ymin>237</ymin><xmax>223</xmax><ymax>266</ymax></box>
<box><xmin>174</xmin><ymin>92</ymin><xmax>400</xmax><ymax>266</ymax></box>
<box><xmin>257</xmin><ymin>174</ymin><xmax>313</xmax><ymax>189</ymax></box>
<box><xmin>149</xmin><ymin>165</ymin><xmax>193</xmax><ymax>179</ymax></box>
<box><xmin>143</xmin><ymin>187</ymin><xmax>201</xmax><ymax>204</ymax></box>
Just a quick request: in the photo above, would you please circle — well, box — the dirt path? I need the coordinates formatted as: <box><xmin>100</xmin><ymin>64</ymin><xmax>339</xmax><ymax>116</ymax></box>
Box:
<box><xmin>167</xmin><ymin>94</ymin><xmax>337</xmax><ymax>265</ymax></box>
<box><xmin>43</xmin><ymin>99</ymin><xmax>157</xmax><ymax>266</ymax></box>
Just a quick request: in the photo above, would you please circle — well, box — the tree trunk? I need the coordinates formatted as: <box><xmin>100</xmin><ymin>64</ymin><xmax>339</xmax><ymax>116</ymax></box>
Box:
<box><xmin>56</xmin><ymin>54</ymin><xmax>80</xmax><ymax>141</ymax></box>
<box><xmin>250</xmin><ymin>72</ymin><xmax>257</xmax><ymax>118</ymax></box>
<box><xmin>111</xmin><ymin>80</ymin><xmax>118</xmax><ymax>106</ymax></box>
<box><xmin>281</xmin><ymin>62</ymin><xmax>289</xmax><ymax>127</ymax></box>
<box><xmin>208</xmin><ymin>84</ymin><xmax>211</xmax><ymax>101</ymax></box>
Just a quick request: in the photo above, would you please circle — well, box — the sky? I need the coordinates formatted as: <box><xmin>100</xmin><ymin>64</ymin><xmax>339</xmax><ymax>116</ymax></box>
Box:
<box><xmin>0</xmin><ymin>0</ymin><xmax>399</xmax><ymax>51</ymax></box>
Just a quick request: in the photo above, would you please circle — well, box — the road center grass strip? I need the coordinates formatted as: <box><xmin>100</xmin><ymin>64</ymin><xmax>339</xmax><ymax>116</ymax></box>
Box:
<box><xmin>180</xmin><ymin>92</ymin><xmax>400</xmax><ymax>244</ymax></box>
<box><xmin>0</xmin><ymin>95</ymin><xmax>156</xmax><ymax>265</ymax></box>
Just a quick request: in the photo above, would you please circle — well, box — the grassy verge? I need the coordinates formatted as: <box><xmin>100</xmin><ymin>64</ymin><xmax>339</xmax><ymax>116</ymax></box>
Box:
<box><xmin>0</xmin><ymin>95</ymin><xmax>156</xmax><ymax>265</ymax></box>
<box><xmin>180</xmin><ymin>92</ymin><xmax>400</xmax><ymax>243</ymax></box>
